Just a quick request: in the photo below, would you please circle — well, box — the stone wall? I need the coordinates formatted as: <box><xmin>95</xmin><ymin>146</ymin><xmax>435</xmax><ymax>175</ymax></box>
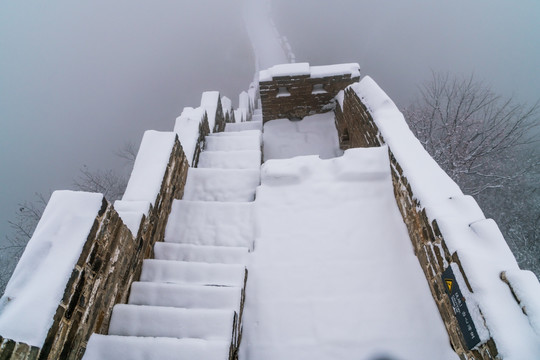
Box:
<box><xmin>335</xmin><ymin>88</ymin><xmax>498</xmax><ymax>359</ymax></box>
<box><xmin>260</xmin><ymin>73</ymin><xmax>359</xmax><ymax>122</ymax></box>
<box><xmin>0</xmin><ymin>137</ymin><xmax>189</xmax><ymax>360</ymax></box>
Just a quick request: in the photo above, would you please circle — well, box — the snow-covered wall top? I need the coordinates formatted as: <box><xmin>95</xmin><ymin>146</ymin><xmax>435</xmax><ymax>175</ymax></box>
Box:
<box><xmin>200</xmin><ymin>91</ymin><xmax>220</xmax><ymax>131</ymax></box>
<box><xmin>174</xmin><ymin>107</ymin><xmax>206</xmax><ymax>166</ymax></box>
<box><xmin>122</xmin><ymin>131</ymin><xmax>177</xmax><ymax>205</ymax></box>
<box><xmin>0</xmin><ymin>191</ymin><xmax>104</xmax><ymax>347</ymax></box>
<box><xmin>259</xmin><ymin>62</ymin><xmax>360</xmax><ymax>82</ymax></box>
<box><xmin>347</xmin><ymin>76</ymin><xmax>540</xmax><ymax>359</ymax></box>
<box><xmin>349</xmin><ymin>78</ymin><xmax>463</xmax><ymax>205</ymax></box>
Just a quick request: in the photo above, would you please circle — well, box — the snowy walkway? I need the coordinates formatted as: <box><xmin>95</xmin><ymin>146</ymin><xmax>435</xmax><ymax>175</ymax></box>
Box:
<box><xmin>241</xmin><ymin>113</ymin><xmax>457</xmax><ymax>360</ymax></box>
<box><xmin>83</xmin><ymin>119</ymin><xmax>262</xmax><ymax>360</ymax></box>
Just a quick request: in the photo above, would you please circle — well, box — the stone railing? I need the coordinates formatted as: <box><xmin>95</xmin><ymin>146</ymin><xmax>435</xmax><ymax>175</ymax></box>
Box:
<box><xmin>0</xmin><ymin>135</ymin><xmax>189</xmax><ymax>360</ymax></box>
<box><xmin>334</xmin><ymin>78</ymin><xmax>540</xmax><ymax>359</ymax></box>
<box><xmin>259</xmin><ymin>63</ymin><xmax>360</xmax><ymax>122</ymax></box>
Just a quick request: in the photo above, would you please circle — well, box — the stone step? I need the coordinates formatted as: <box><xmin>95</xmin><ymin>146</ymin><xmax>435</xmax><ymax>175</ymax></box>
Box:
<box><xmin>83</xmin><ymin>335</ymin><xmax>230</xmax><ymax>360</ymax></box>
<box><xmin>139</xmin><ymin>259</ymin><xmax>246</xmax><ymax>287</ymax></box>
<box><xmin>198</xmin><ymin>150</ymin><xmax>261</xmax><ymax>169</ymax></box>
<box><xmin>164</xmin><ymin>200</ymin><xmax>255</xmax><ymax>248</ymax></box>
<box><xmin>108</xmin><ymin>304</ymin><xmax>236</xmax><ymax>340</ymax></box>
<box><xmin>205</xmin><ymin>132</ymin><xmax>261</xmax><ymax>151</ymax></box>
<box><xmin>183</xmin><ymin>168</ymin><xmax>260</xmax><ymax>202</ymax></box>
<box><xmin>128</xmin><ymin>282</ymin><xmax>243</xmax><ymax>310</ymax></box>
<box><xmin>225</xmin><ymin>121</ymin><xmax>262</xmax><ymax>132</ymax></box>
<box><xmin>154</xmin><ymin>242</ymin><xmax>249</xmax><ymax>264</ymax></box>
<box><xmin>210</xmin><ymin>129</ymin><xmax>261</xmax><ymax>137</ymax></box>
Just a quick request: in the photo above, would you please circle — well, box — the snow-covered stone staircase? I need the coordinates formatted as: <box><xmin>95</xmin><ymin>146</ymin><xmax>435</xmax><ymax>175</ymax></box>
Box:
<box><xmin>83</xmin><ymin>119</ymin><xmax>261</xmax><ymax>360</ymax></box>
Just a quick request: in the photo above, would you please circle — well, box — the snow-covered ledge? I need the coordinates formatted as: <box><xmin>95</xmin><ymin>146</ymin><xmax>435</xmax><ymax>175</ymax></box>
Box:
<box><xmin>0</xmin><ymin>130</ymin><xmax>190</xmax><ymax>359</ymax></box>
<box><xmin>0</xmin><ymin>191</ymin><xmax>105</xmax><ymax>348</ymax></box>
<box><xmin>335</xmin><ymin>76</ymin><xmax>540</xmax><ymax>359</ymax></box>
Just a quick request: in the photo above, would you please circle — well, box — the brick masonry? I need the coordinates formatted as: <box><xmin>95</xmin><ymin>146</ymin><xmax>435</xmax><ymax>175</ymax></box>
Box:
<box><xmin>335</xmin><ymin>87</ymin><xmax>498</xmax><ymax>360</ymax></box>
<box><xmin>0</xmin><ymin>136</ymin><xmax>189</xmax><ymax>360</ymax></box>
<box><xmin>259</xmin><ymin>73</ymin><xmax>359</xmax><ymax>122</ymax></box>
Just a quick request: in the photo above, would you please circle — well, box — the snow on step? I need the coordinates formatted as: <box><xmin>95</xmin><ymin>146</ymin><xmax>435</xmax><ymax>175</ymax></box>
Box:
<box><xmin>83</xmin><ymin>335</ymin><xmax>230</xmax><ymax>360</ymax></box>
<box><xmin>164</xmin><ymin>200</ymin><xmax>255</xmax><ymax>248</ymax></box>
<box><xmin>140</xmin><ymin>259</ymin><xmax>246</xmax><ymax>287</ymax></box>
<box><xmin>252</xmin><ymin>113</ymin><xmax>263</xmax><ymax>122</ymax></box>
<box><xmin>183</xmin><ymin>168</ymin><xmax>260</xmax><ymax>202</ymax></box>
<box><xmin>210</xmin><ymin>129</ymin><xmax>261</xmax><ymax>137</ymax></box>
<box><xmin>198</xmin><ymin>150</ymin><xmax>261</xmax><ymax>169</ymax></box>
<box><xmin>108</xmin><ymin>304</ymin><xmax>236</xmax><ymax>340</ymax></box>
<box><xmin>129</xmin><ymin>282</ymin><xmax>243</xmax><ymax>310</ymax></box>
<box><xmin>225</xmin><ymin>121</ymin><xmax>262</xmax><ymax>132</ymax></box>
<box><xmin>155</xmin><ymin>242</ymin><xmax>249</xmax><ymax>264</ymax></box>
<box><xmin>205</xmin><ymin>132</ymin><xmax>261</xmax><ymax>151</ymax></box>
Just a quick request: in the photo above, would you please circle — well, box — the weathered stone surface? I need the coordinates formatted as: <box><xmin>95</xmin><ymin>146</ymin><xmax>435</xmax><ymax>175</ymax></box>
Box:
<box><xmin>260</xmin><ymin>73</ymin><xmax>359</xmax><ymax>122</ymax></box>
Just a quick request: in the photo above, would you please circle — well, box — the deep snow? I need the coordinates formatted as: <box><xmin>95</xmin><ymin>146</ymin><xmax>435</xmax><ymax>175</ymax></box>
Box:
<box><xmin>240</xmin><ymin>114</ymin><xmax>458</xmax><ymax>360</ymax></box>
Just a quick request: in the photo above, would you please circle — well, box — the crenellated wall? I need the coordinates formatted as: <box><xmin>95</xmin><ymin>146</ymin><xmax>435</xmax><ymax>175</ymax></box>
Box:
<box><xmin>259</xmin><ymin>63</ymin><xmax>360</xmax><ymax>122</ymax></box>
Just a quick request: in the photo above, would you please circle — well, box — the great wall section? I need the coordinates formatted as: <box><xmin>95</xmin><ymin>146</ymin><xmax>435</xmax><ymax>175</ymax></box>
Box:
<box><xmin>0</xmin><ymin>62</ymin><xmax>539</xmax><ymax>360</ymax></box>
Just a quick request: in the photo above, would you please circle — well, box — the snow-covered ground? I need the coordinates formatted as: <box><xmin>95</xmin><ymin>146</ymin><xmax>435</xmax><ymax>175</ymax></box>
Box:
<box><xmin>240</xmin><ymin>113</ymin><xmax>458</xmax><ymax>360</ymax></box>
<box><xmin>263</xmin><ymin>114</ymin><xmax>343</xmax><ymax>161</ymax></box>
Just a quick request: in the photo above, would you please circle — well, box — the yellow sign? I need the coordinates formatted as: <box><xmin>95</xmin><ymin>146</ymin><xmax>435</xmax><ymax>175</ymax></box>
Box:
<box><xmin>445</xmin><ymin>279</ymin><xmax>453</xmax><ymax>293</ymax></box>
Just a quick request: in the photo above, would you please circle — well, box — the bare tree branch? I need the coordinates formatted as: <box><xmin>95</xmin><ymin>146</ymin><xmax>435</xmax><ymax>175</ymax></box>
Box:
<box><xmin>404</xmin><ymin>72</ymin><xmax>540</xmax><ymax>278</ymax></box>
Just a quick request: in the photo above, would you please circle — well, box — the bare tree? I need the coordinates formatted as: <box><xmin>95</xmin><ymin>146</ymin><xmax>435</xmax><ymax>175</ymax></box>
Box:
<box><xmin>0</xmin><ymin>193</ymin><xmax>49</xmax><ymax>291</ymax></box>
<box><xmin>114</xmin><ymin>141</ymin><xmax>138</xmax><ymax>166</ymax></box>
<box><xmin>404</xmin><ymin>72</ymin><xmax>539</xmax><ymax>195</ymax></box>
<box><xmin>404</xmin><ymin>72</ymin><xmax>540</xmax><ymax>278</ymax></box>
<box><xmin>1</xmin><ymin>141</ymin><xmax>138</xmax><ymax>293</ymax></box>
<box><xmin>72</xmin><ymin>166</ymin><xmax>128</xmax><ymax>202</ymax></box>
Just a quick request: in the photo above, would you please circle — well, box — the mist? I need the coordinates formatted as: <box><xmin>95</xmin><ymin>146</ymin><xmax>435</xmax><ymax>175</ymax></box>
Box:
<box><xmin>1</xmin><ymin>0</ymin><xmax>539</xmax><ymax>242</ymax></box>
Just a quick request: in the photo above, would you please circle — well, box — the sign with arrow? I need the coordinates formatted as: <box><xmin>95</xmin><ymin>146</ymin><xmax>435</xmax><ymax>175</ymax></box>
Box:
<box><xmin>442</xmin><ymin>265</ymin><xmax>480</xmax><ymax>350</ymax></box>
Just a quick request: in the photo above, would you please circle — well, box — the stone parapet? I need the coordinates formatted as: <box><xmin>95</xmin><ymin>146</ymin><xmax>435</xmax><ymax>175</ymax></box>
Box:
<box><xmin>0</xmin><ymin>137</ymin><xmax>189</xmax><ymax>360</ymax></box>
<box><xmin>259</xmin><ymin>63</ymin><xmax>360</xmax><ymax>122</ymax></box>
<box><xmin>334</xmin><ymin>86</ymin><xmax>499</xmax><ymax>359</ymax></box>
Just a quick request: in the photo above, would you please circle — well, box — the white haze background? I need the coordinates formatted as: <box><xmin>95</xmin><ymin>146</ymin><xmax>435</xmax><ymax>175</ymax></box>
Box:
<box><xmin>1</xmin><ymin>0</ymin><xmax>539</xmax><ymax>243</ymax></box>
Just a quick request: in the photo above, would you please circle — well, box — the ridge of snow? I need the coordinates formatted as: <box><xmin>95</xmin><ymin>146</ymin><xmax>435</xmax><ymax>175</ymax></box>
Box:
<box><xmin>122</xmin><ymin>131</ymin><xmax>176</xmax><ymax>204</ymax></box>
<box><xmin>0</xmin><ymin>191</ymin><xmax>104</xmax><ymax>347</ymax></box>
<box><xmin>259</xmin><ymin>62</ymin><xmax>360</xmax><ymax>82</ymax></box>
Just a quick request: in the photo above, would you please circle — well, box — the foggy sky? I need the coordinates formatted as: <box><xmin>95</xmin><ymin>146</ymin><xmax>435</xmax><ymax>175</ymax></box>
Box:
<box><xmin>1</xmin><ymin>0</ymin><xmax>539</xmax><ymax>242</ymax></box>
